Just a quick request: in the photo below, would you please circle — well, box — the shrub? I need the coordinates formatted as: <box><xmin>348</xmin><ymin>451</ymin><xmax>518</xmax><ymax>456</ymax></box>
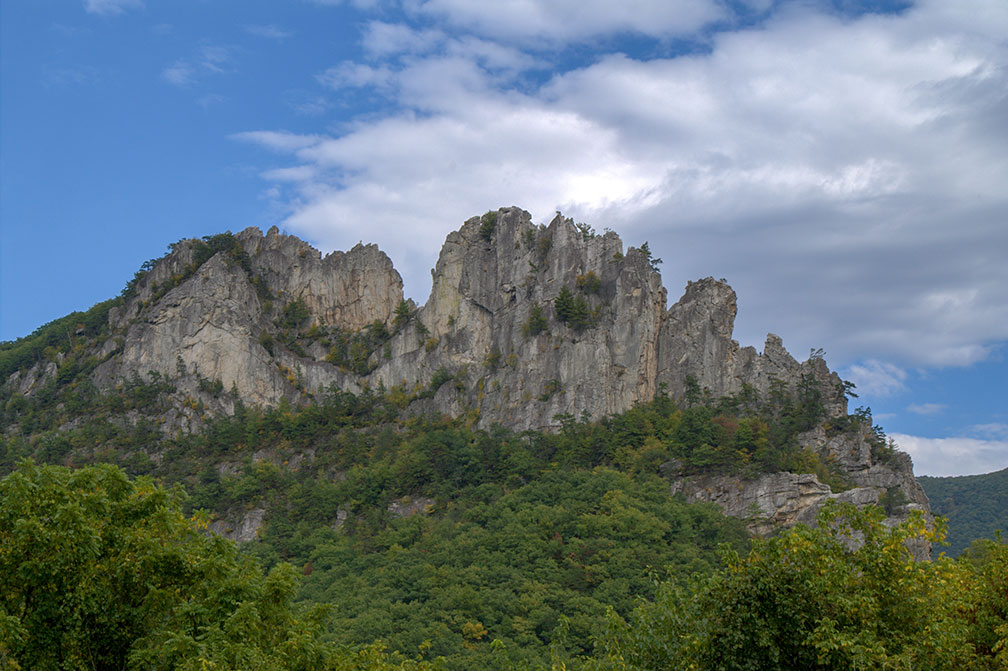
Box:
<box><xmin>429</xmin><ymin>367</ymin><xmax>454</xmax><ymax>393</ymax></box>
<box><xmin>259</xmin><ymin>332</ymin><xmax>275</xmax><ymax>356</ymax></box>
<box><xmin>576</xmin><ymin>271</ymin><xmax>602</xmax><ymax>294</ymax></box>
<box><xmin>539</xmin><ymin>379</ymin><xmax>562</xmax><ymax>401</ymax></box>
<box><xmin>484</xmin><ymin>346</ymin><xmax>501</xmax><ymax>369</ymax></box>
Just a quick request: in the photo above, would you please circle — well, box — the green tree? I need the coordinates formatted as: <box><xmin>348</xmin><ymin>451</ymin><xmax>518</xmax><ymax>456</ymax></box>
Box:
<box><xmin>588</xmin><ymin>502</ymin><xmax>998</xmax><ymax>671</ymax></box>
<box><xmin>279</xmin><ymin>297</ymin><xmax>311</xmax><ymax>330</ymax></box>
<box><xmin>393</xmin><ymin>300</ymin><xmax>412</xmax><ymax>331</ymax></box>
<box><xmin>637</xmin><ymin>242</ymin><xmax>661</xmax><ymax>272</ymax></box>
<box><xmin>554</xmin><ymin>287</ymin><xmax>593</xmax><ymax>331</ymax></box>
<box><xmin>554</xmin><ymin>287</ymin><xmax>575</xmax><ymax>323</ymax></box>
<box><xmin>524</xmin><ymin>304</ymin><xmax>548</xmax><ymax>337</ymax></box>
<box><xmin>479</xmin><ymin>211</ymin><xmax>497</xmax><ymax>242</ymax></box>
<box><xmin>0</xmin><ymin>461</ymin><xmax>332</xmax><ymax>671</ymax></box>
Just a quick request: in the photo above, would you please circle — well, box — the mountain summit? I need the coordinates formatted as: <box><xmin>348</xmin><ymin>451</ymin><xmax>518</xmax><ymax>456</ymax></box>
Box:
<box><xmin>3</xmin><ymin>206</ymin><xmax>930</xmax><ymax>545</ymax></box>
<box><xmin>82</xmin><ymin>207</ymin><xmax>845</xmax><ymax>428</ymax></box>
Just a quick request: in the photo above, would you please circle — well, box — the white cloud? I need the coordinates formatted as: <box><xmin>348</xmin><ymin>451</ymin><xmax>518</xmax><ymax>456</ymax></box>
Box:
<box><xmin>197</xmin><ymin>93</ymin><xmax>226</xmax><ymax>109</ymax></box>
<box><xmin>355</xmin><ymin>22</ymin><xmax>539</xmax><ymax>82</ymax></box>
<box><xmin>843</xmin><ymin>360</ymin><xmax>908</xmax><ymax>398</ymax></box>
<box><xmin>971</xmin><ymin>423</ymin><xmax>1008</xmax><ymax>440</ymax></box>
<box><xmin>162</xmin><ymin>45</ymin><xmax>233</xmax><ymax>87</ymax></box>
<box><xmin>907</xmin><ymin>403</ymin><xmax>945</xmax><ymax>415</ymax></box>
<box><xmin>318</xmin><ymin>62</ymin><xmax>396</xmax><ymax>90</ymax></box>
<box><xmin>233</xmin><ymin>131</ymin><xmax>324</xmax><ymax>153</ymax></box>
<box><xmin>244</xmin><ymin>24</ymin><xmax>292</xmax><ymax>40</ymax></box>
<box><xmin>361</xmin><ymin>21</ymin><xmax>444</xmax><ymax>57</ymax></box>
<box><xmin>262</xmin><ymin>166</ymin><xmax>318</xmax><ymax>182</ymax></box>
<box><xmin>891</xmin><ymin>433</ymin><xmax>1008</xmax><ymax>476</ymax></box>
<box><xmin>238</xmin><ymin>0</ymin><xmax>1008</xmax><ymax>368</ymax></box>
<box><xmin>84</xmin><ymin>0</ymin><xmax>142</xmax><ymax>16</ymax></box>
<box><xmin>414</xmin><ymin>0</ymin><xmax>726</xmax><ymax>44</ymax></box>
<box><xmin>162</xmin><ymin>62</ymin><xmax>194</xmax><ymax>86</ymax></box>
<box><xmin>311</xmin><ymin>0</ymin><xmax>385</xmax><ymax>7</ymax></box>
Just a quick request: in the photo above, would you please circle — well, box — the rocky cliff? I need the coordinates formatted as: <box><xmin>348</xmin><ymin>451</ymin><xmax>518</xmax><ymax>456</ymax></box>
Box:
<box><xmin>84</xmin><ymin>208</ymin><xmax>844</xmax><ymax>428</ymax></box>
<box><xmin>5</xmin><ymin>206</ymin><xmax>929</xmax><ymax>543</ymax></box>
<box><xmin>668</xmin><ymin>422</ymin><xmax>932</xmax><ymax>557</ymax></box>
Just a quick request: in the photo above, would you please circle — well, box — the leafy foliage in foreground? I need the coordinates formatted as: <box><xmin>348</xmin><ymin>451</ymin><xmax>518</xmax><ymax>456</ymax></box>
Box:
<box><xmin>588</xmin><ymin>502</ymin><xmax>1008</xmax><ymax>671</ymax></box>
<box><xmin>0</xmin><ymin>461</ymin><xmax>440</xmax><ymax>671</ymax></box>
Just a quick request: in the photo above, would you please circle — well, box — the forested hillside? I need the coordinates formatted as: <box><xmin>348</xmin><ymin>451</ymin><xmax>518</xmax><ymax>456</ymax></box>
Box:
<box><xmin>4</xmin><ymin>461</ymin><xmax>1005</xmax><ymax>670</ymax></box>
<box><xmin>0</xmin><ymin>360</ymin><xmax>958</xmax><ymax>669</ymax></box>
<box><xmin>919</xmin><ymin>468</ymin><xmax>1008</xmax><ymax>556</ymax></box>
<box><xmin>2</xmin><ymin>347</ymin><xmax>1005</xmax><ymax>668</ymax></box>
<box><xmin>0</xmin><ymin>374</ymin><xmax>826</xmax><ymax>668</ymax></box>
<box><xmin>2</xmin><ymin>217</ymin><xmax>1000</xmax><ymax>669</ymax></box>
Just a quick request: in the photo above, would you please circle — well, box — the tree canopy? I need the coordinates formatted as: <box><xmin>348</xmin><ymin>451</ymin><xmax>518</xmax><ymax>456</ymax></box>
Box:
<box><xmin>588</xmin><ymin>502</ymin><xmax>1008</xmax><ymax>671</ymax></box>
<box><xmin>0</xmin><ymin>461</ymin><xmax>433</xmax><ymax>671</ymax></box>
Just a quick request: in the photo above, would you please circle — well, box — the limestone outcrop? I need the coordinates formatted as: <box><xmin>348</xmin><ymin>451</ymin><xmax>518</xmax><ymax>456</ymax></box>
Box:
<box><xmin>237</xmin><ymin>226</ymin><xmax>402</xmax><ymax>332</ymax></box>
<box><xmin>657</xmin><ymin>279</ymin><xmax>847</xmax><ymax>417</ymax></box>
<box><xmin>370</xmin><ymin>208</ymin><xmax>667</xmax><ymax>429</ymax></box>
<box><xmin>94</xmin><ymin>226</ymin><xmax>395</xmax><ymax>410</ymax></box>
<box><xmin>52</xmin><ymin>207</ymin><xmax>854</xmax><ymax>432</ymax></box>
<box><xmin>5</xmin><ymin>205</ymin><xmax>929</xmax><ymax>543</ymax></box>
<box><xmin>669</xmin><ymin>424</ymin><xmax>932</xmax><ymax>558</ymax></box>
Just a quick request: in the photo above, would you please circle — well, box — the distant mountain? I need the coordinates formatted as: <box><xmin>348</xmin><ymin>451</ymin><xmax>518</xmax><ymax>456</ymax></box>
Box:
<box><xmin>918</xmin><ymin>467</ymin><xmax>1008</xmax><ymax>556</ymax></box>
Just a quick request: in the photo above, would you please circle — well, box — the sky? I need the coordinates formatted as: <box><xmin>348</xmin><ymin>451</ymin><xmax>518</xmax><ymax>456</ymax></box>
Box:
<box><xmin>1</xmin><ymin>0</ymin><xmax>1006</xmax><ymax>476</ymax></box>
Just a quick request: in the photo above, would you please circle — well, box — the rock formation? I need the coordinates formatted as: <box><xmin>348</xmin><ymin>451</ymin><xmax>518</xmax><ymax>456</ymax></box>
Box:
<box><xmin>78</xmin><ymin>207</ymin><xmax>850</xmax><ymax>432</ymax></box>
<box><xmin>668</xmin><ymin>422</ymin><xmax>932</xmax><ymax>558</ymax></box>
<box><xmin>6</xmin><ymin>206</ymin><xmax>930</xmax><ymax>544</ymax></box>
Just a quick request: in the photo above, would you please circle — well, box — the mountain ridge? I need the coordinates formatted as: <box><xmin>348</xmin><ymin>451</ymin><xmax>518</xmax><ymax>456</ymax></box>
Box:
<box><xmin>1</xmin><ymin>206</ymin><xmax>931</xmax><ymax>546</ymax></box>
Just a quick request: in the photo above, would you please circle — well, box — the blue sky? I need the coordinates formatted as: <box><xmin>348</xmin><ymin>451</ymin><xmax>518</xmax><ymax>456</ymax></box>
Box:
<box><xmin>2</xmin><ymin>0</ymin><xmax>1006</xmax><ymax>476</ymax></box>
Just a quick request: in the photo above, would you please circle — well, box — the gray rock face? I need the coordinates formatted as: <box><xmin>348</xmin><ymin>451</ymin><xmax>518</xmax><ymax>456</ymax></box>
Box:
<box><xmin>387</xmin><ymin>496</ymin><xmax>436</xmax><ymax>518</ymax></box>
<box><xmin>657</xmin><ymin>279</ymin><xmax>847</xmax><ymax>418</ymax></box>
<box><xmin>801</xmin><ymin>425</ymin><xmax>929</xmax><ymax>506</ymax></box>
<box><xmin>7</xmin><ymin>205</ymin><xmax>929</xmax><ymax>542</ymax></box>
<box><xmin>209</xmin><ymin>507</ymin><xmax>265</xmax><ymax>543</ymax></box>
<box><xmin>669</xmin><ymin>425</ymin><xmax>933</xmax><ymax>558</ymax></box>
<box><xmin>94</xmin><ymin>227</ymin><xmax>392</xmax><ymax>407</ymax></box>
<box><xmin>671</xmin><ymin>471</ymin><xmax>832</xmax><ymax>537</ymax></box>
<box><xmin>82</xmin><ymin>206</ymin><xmax>852</xmax><ymax>430</ymax></box>
<box><xmin>370</xmin><ymin>208</ymin><xmax>666</xmax><ymax>429</ymax></box>
<box><xmin>237</xmin><ymin>226</ymin><xmax>403</xmax><ymax>331</ymax></box>
<box><xmin>96</xmin><ymin>254</ymin><xmax>289</xmax><ymax>407</ymax></box>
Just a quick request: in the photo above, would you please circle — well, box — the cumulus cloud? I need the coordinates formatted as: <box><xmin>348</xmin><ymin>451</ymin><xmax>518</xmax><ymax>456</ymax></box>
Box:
<box><xmin>84</xmin><ymin>0</ymin><xmax>142</xmax><ymax>16</ymax></box>
<box><xmin>414</xmin><ymin>0</ymin><xmax>727</xmax><ymax>44</ymax></box>
<box><xmin>843</xmin><ymin>360</ymin><xmax>908</xmax><ymax>397</ymax></box>
<box><xmin>237</xmin><ymin>0</ymin><xmax>1008</xmax><ymax>368</ymax></box>
<box><xmin>891</xmin><ymin>433</ymin><xmax>1008</xmax><ymax>476</ymax></box>
<box><xmin>361</xmin><ymin>21</ymin><xmax>444</xmax><ymax>57</ymax></box>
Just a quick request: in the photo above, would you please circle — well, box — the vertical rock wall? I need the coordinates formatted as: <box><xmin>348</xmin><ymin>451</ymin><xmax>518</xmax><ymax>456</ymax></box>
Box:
<box><xmin>2</xmin><ymin>204</ymin><xmax>929</xmax><ymax>548</ymax></box>
<box><xmin>92</xmin><ymin>206</ymin><xmax>851</xmax><ymax>429</ymax></box>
